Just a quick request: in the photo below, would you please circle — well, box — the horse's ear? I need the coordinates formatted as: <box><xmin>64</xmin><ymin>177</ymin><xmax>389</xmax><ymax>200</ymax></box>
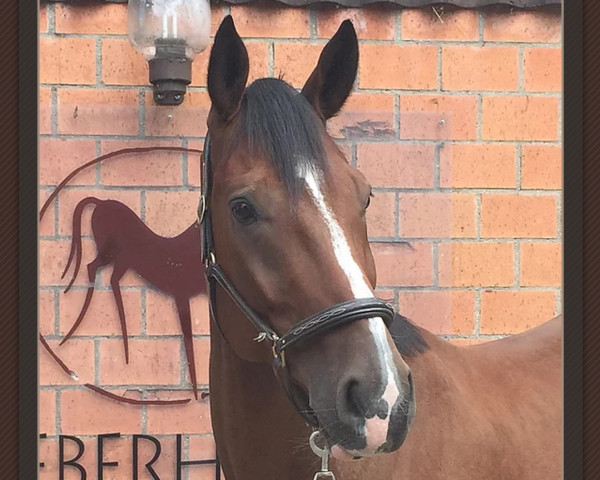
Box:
<box><xmin>207</xmin><ymin>15</ymin><xmax>249</xmax><ymax>122</ymax></box>
<box><xmin>301</xmin><ymin>20</ymin><xmax>358</xmax><ymax>121</ymax></box>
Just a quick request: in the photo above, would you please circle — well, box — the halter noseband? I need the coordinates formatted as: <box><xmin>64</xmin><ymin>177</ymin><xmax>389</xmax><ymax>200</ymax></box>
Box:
<box><xmin>198</xmin><ymin>134</ymin><xmax>396</xmax><ymax>427</ymax></box>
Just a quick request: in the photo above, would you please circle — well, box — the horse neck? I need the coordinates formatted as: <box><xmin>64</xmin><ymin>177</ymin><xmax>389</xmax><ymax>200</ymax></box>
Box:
<box><xmin>209</xmin><ymin>307</ymin><xmax>316</xmax><ymax>478</ymax></box>
<box><xmin>403</xmin><ymin>327</ymin><xmax>469</xmax><ymax>411</ymax></box>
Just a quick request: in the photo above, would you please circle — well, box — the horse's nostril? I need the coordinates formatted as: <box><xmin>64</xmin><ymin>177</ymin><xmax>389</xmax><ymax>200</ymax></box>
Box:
<box><xmin>346</xmin><ymin>380</ymin><xmax>365</xmax><ymax>418</ymax></box>
<box><xmin>339</xmin><ymin>378</ymin><xmax>380</xmax><ymax>425</ymax></box>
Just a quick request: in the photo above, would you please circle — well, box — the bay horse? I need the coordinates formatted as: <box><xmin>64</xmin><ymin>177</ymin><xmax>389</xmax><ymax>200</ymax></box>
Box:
<box><xmin>203</xmin><ymin>16</ymin><xmax>562</xmax><ymax>480</ymax></box>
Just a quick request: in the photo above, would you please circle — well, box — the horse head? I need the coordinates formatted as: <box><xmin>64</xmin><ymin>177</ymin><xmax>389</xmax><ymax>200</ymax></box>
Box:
<box><xmin>204</xmin><ymin>15</ymin><xmax>415</xmax><ymax>459</ymax></box>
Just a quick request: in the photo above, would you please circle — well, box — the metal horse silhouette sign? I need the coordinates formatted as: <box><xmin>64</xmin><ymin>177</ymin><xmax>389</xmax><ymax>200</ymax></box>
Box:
<box><xmin>40</xmin><ymin>146</ymin><xmax>208</xmax><ymax>400</ymax></box>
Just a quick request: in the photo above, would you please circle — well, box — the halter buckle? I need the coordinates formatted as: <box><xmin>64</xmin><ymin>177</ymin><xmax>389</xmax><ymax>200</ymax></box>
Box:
<box><xmin>204</xmin><ymin>251</ymin><xmax>216</xmax><ymax>269</ymax></box>
<box><xmin>272</xmin><ymin>337</ymin><xmax>286</xmax><ymax>368</ymax></box>
<box><xmin>197</xmin><ymin>195</ymin><xmax>206</xmax><ymax>224</ymax></box>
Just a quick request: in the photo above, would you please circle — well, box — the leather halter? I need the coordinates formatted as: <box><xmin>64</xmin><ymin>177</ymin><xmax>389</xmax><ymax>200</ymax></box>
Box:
<box><xmin>198</xmin><ymin>133</ymin><xmax>396</xmax><ymax>427</ymax></box>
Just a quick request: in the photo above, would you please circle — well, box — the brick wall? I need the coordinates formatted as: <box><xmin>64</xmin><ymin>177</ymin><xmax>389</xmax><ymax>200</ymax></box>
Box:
<box><xmin>39</xmin><ymin>2</ymin><xmax>562</xmax><ymax>478</ymax></box>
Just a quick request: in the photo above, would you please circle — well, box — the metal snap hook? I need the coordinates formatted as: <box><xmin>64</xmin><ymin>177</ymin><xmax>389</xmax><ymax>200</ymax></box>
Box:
<box><xmin>309</xmin><ymin>431</ymin><xmax>336</xmax><ymax>480</ymax></box>
<box><xmin>309</xmin><ymin>431</ymin><xmax>329</xmax><ymax>458</ymax></box>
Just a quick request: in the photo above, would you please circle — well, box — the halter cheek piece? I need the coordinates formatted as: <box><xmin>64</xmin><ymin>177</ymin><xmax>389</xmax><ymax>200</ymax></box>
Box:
<box><xmin>198</xmin><ymin>134</ymin><xmax>396</xmax><ymax>428</ymax></box>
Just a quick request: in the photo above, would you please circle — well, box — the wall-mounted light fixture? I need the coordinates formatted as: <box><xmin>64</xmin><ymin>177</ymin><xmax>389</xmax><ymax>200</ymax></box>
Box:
<box><xmin>127</xmin><ymin>0</ymin><xmax>211</xmax><ymax>106</ymax></box>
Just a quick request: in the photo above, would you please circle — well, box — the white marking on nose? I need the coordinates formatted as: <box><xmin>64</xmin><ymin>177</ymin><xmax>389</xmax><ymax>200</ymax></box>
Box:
<box><xmin>298</xmin><ymin>165</ymin><xmax>401</xmax><ymax>451</ymax></box>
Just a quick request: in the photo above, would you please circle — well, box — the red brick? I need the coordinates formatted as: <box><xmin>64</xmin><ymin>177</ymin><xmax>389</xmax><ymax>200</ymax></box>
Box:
<box><xmin>39</xmin><ymin>239</ymin><xmax>96</xmax><ymax>287</ymax></box>
<box><xmin>328</xmin><ymin>93</ymin><xmax>395</xmax><ymax>140</ymax></box>
<box><xmin>145</xmin><ymin>191</ymin><xmax>204</xmax><ymax>237</ymax></box>
<box><xmin>58</xmin><ymin>89</ymin><xmax>139</xmax><ymax>135</ymax></box>
<box><xmin>186</xmin><ymin>337</ymin><xmax>211</xmax><ymax>387</ymax></box>
<box><xmin>481</xmin><ymin>194</ymin><xmax>557</xmax><ymax>238</ymax></box>
<box><xmin>209</xmin><ymin>5</ymin><xmax>230</xmax><ymax>36</ymax></box>
<box><xmin>523</xmin><ymin>47</ymin><xmax>562</xmax><ymax>92</ymax></box>
<box><xmin>55</xmin><ymin>3</ymin><xmax>128</xmax><ymax>34</ymax></box>
<box><xmin>438</xmin><ymin>242</ymin><xmax>514</xmax><ymax>287</ymax></box>
<box><xmin>39</xmin><ymin>437</ymin><xmax>98</xmax><ymax>480</ymax></box>
<box><xmin>99</xmin><ymin>139</ymin><xmax>183</xmax><ymax>186</ymax></box>
<box><xmin>60</xmin><ymin>389</ymin><xmax>143</xmax><ymax>435</ymax></box>
<box><xmin>43</xmin><ymin>435</ymin><xmax>172</xmax><ymax>480</ymax></box>
<box><xmin>40</xmin><ymin>87</ymin><xmax>52</xmax><ymax>135</ymax></box>
<box><xmin>482</xmin><ymin>96</ymin><xmax>559</xmax><ymax>141</ymax></box>
<box><xmin>39</xmin><ymin>190</ymin><xmax>55</xmax><ymax>237</ymax></box>
<box><xmin>39</xmin><ymin>390</ymin><xmax>56</xmax><ymax>436</ymax></box>
<box><xmin>520</xmin><ymin>242</ymin><xmax>562</xmax><ymax>287</ymax></box>
<box><xmin>130</xmin><ymin>436</ymin><xmax>178</xmax><ymax>480</ymax></box>
<box><xmin>357</xmin><ymin>143</ymin><xmax>435</xmax><ymax>188</ymax></box>
<box><xmin>521</xmin><ymin>144</ymin><xmax>562</xmax><ymax>189</ymax></box>
<box><xmin>145</xmin><ymin>91</ymin><xmax>210</xmax><ymax>137</ymax></box>
<box><xmin>480</xmin><ymin>290</ymin><xmax>557</xmax><ymax>334</ymax></box>
<box><xmin>399</xmin><ymin>193</ymin><xmax>476</xmax><ymax>238</ymax></box>
<box><xmin>39</xmin><ymin>138</ymin><xmax>97</xmax><ymax>186</ymax></box>
<box><xmin>273</xmin><ymin>43</ymin><xmax>322</xmax><ymax>89</ymax></box>
<box><xmin>371</xmin><ymin>242</ymin><xmax>433</xmax><ymax>287</ymax></box>
<box><xmin>186</xmin><ymin>436</ymin><xmax>221</xmax><ymax>479</ymax></box>
<box><xmin>40</xmin><ymin>37</ymin><xmax>96</xmax><ymax>85</ymax></box>
<box><xmin>442</xmin><ymin>46</ymin><xmax>518</xmax><ymax>91</ymax></box>
<box><xmin>39</xmin><ymin>437</ymin><xmax>59</xmax><ymax>480</ymax></box>
<box><xmin>100</xmin><ymin>269</ymin><xmax>147</xmax><ymax>289</ymax></box>
<box><xmin>449</xmin><ymin>337</ymin><xmax>492</xmax><ymax>347</ymax></box>
<box><xmin>146</xmin><ymin>395</ymin><xmax>212</xmax><ymax>434</ymax></box>
<box><xmin>40</xmin><ymin>290</ymin><xmax>55</xmax><ymax>336</ymax></box>
<box><xmin>146</xmin><ymin>292</ymin><xmax>210</xmax><ymax>336</ymax></box>
<box><xmin>188</xmin><ymin>435</ymin><xmax>217</xmax><ymax>460</ymax></box>
<box><xmin>40</xmin><ymin>339</ymin><xmax>95</xmax><ymax>386</ymax></box>
<box><xmin>57</xmin><ymin>188</ymin><xmax>142</xmax><ymax>236</ymax></box>
<box><xmin>440</xmin><ymin>143</ymin><xmax>516</xmax><ymax>188</ymax></box>
<box><xmin>400</xmin><ymin>95</ymin><xmax>478</xmax><ymax>140</ymax></box>
<box><xmin>366</xmin><ymin>192</ymin><xmax>396</xmax><ymax>237</ymax></box>
<box><xmin>192</xmin><ymin>42</ymin><xmax>269</xmax><ymax>88</ymax></box>
<box><xmin>402</xmin><ymin>7</ymin><xmax>479</xmax><ymax>41</ymax></box>
<box><xmin>100</xmin><ymin>339</ymin><xmax>182</xmax><ymax>385</ymax></box>
<box><xmin>374</xmin><ymin>289</ymin><xmax>395</xmax><ymax>304</ymax></box>
<box><xmin>398</xmin><ymin>290</ymin><xmax>475</xmax><ymax>335</ymax></box>
<box><xmin>483</xmin><ymin>7</ymin><xmax>561</xmax><ymax>43</ymax></box>
<box><xmin>101</xmin><ymin>38</ymin><xmax>148</xmax><ymax>86</ymax></box>
<box><xmin>360</xmin><ymin>45</ymin><xmax>438</xmax><ymax>90</ymax></box>
<box><xmin>40</xmin><ymin>4</ymin><xmax>48</xmax><ymax>33</ymax></box>
<box><xmin>59</xmin><ymin>289</ymin><xmax>142</xmax><ymax>337</ymax></box>
<box><xmin>317</xmin><ymin>6</ymin><xmax>396</xmax><ymax>40</ymax></box>
<box><xmin>230</xmin><ymin>5</ymin><xmax>310</xmax><ymax>38</ymax></box>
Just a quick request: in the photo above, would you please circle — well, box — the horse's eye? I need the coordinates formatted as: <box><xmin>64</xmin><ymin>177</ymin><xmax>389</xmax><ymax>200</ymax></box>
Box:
<box><xmin>365</xmin><ymin>191</ymin><xmax>373</xmax><ymax>210</ymax></box>
<box><xmin>231</xmin><ymin>200</ymin><xmax>257</xmax><ymax>225</ymax></box>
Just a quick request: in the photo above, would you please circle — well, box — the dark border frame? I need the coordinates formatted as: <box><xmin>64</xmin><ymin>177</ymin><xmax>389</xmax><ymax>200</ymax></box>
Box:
<box><xmin>564</xmin><ymin>1</ymin><xmax>583</xmax><ymax>477</ymax></box>
<box><xmin>19</xmin><ymin>0</ymin><xmax>39</xmax><ymax>479</ymax></box>
<box><xmin>9</xmin><ymin>0</ymin><xmax>585</xmax><ymax>477</ymax></box>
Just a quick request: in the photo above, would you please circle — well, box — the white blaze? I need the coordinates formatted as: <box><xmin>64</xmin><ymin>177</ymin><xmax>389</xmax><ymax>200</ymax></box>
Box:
<box><xmin>298</xmin><ymin>165</ymin><xmax>401</xmax><ymax>453</ymax></box>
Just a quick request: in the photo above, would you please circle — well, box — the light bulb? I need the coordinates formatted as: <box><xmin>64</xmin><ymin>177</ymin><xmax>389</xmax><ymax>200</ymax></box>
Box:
<box><xmin>127</xmin><ymin>0</ymin><xmax>211</xmax><ymax>105</ymax></box>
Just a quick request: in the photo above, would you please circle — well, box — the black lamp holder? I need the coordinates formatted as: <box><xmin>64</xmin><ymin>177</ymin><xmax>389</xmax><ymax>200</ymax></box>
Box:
<box><xmin>148</xmin><ymin>39</ymin><xmax>191</xmax><ymax>106</ymax></box>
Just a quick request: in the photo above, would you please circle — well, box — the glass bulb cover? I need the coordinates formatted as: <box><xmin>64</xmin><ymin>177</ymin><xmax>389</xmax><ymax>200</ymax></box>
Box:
<box><xmin>128</xmin><ymin>0</ymin><xmax>211</xmax><ymax>61</ymax></box>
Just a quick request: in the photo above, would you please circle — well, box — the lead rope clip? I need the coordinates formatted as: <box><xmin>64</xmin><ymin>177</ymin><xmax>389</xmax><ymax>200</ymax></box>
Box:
<box><xmin>309</xmin><ymin>431</ymin><xmax>336</xmax><ymax>480</ymax></box>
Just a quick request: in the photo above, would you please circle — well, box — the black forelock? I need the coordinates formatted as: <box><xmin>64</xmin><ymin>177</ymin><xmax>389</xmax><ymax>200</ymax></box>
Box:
<box><xmin>229</xmin><ymin>78</ymin><xmax>328</xmax><ymax>198</ymax></box>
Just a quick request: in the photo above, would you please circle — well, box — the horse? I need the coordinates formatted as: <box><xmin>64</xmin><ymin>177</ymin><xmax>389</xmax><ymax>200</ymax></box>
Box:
<box><xmin>60</xmin><ymin>197</ymin><xmax>207</xmax><ymax>399</ymax></box>
<box><xmin>202</xmin><ymin>15</ymin><xmax>562</xmax><ymax>480</ymax></box>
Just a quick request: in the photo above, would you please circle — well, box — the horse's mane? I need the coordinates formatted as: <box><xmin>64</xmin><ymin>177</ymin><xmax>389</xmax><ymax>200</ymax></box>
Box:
<box><xmin>229</xmin><ymin>77</ymin><xmax>328</xmax><ymax>198</ymax></box>
<box><xmin>389</xmin><ymin>313</ymin><xmax>430</xmax><ymax>357</ymax></box>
